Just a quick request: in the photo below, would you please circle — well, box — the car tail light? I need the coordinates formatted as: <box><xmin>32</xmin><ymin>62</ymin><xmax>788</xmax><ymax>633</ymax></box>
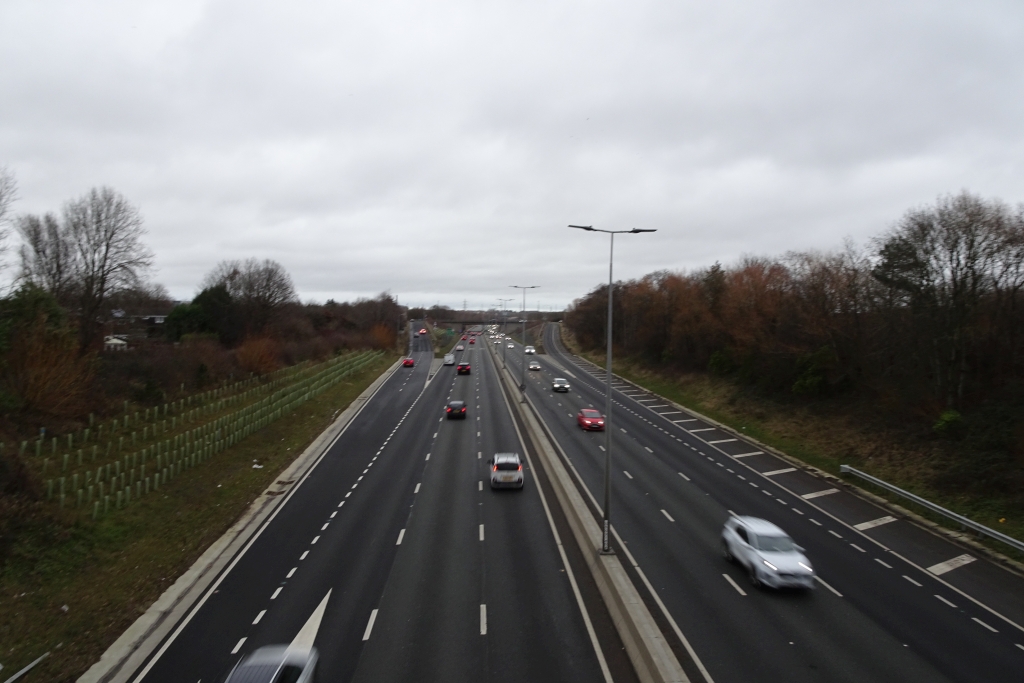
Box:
<box><xmin>518</xmin><ymin>464</ymin><xmax>522</xmax><ymax>471</ymax></box>
<box><xmin>446</xmin><ymin>407</ymin><xmax>451</xmax><ymax>412</ymax></box>
<box><xmin>492</xmin><ymin>465</ymin><xmax>498</xmax><ymax>471</ymax></box>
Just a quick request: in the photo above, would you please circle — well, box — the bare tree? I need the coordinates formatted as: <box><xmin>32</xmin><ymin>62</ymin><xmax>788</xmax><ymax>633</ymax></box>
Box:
<box><xmin>0</xmin><ymin>167</ymin><xmax>18</xmax><ymax>269</ymax></box>
<box><xmin>17</xmin><ymin>212</ymin><xmax>78</xmax><ymax>307</ymax></box>
<box><xmin>63</xmin><ymin>187</ymin><xmax>154</xmax><ymax>352</ymax></box>
<box><xmin>201</xmin><ymin>258</ymin><xmax>297</xmax><ymax>334</ymax></box>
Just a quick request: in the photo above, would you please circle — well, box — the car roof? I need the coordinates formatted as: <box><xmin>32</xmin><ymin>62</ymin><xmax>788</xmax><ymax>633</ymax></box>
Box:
<box><xmin>458</xmin><ymin>361</ymin><xmax>469</xmax><ymax>365</ymax></box>
<box><xmin>553</xmin><ymin>378</ymin><xmax>567</xmax><ymax>381</ymax></box>
<box><xmin>733</xmin><ymin>516</ymin><xmax>787</xmax><ymax>536</ymax></box>
<box><xmin>448</xmin><ymin>399</ymin><xmax>465</xmax><ymax>405</ymax></box>
<box><xmin>493</xmin><ymin>452</ymin><xmax>520</xmax><ymax>462</ymax></box>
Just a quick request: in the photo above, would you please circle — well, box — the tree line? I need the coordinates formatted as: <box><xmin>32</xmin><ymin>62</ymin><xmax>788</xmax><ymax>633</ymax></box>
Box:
<box><xmin>0</xmin><ymin>170</ymin><xmax>400</xmax><ymax>422</ymax></box>
<box><xmin>566</xmin><ymin>192</ymin><xmax>1024</xmax><ymax>424</ymax></box>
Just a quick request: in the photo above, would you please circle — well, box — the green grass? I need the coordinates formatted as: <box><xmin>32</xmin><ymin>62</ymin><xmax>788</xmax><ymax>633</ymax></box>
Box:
<box><xmin>0</xmin><ymin>353</ymin><xmax>396</xmax><ymax>681</ymax></box>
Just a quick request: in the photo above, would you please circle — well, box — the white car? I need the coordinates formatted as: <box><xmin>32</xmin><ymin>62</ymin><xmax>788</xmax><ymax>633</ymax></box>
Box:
<box><xmin>443</xmin><ymin>353</ymin><xmax>455</xmax><ymax>365</ymax></box>
<box><xmin>524</xmin><ymin>345</ymin><xmax>536</xmax><ymax>354</ymax></box>
<box><xmin>722</xmin><ymin>516</ymin><xmax>815</xmax><ymax>590</ymax></box>
<box><xmin>224</xmin><ymin>646</ymin><xmax>318</xmax><ymax>683</ymax></box>
<box><xmin>528</xmin><ymin>360</ymin><xmax>541</xmax><ymax>370</ymax></box>
<box><xmin>488</xmin><ymin>452</ymin><xmax>524</xmax><ymax>489</ymax></box>
<box><xmin>507</xmin><ymin>343</ymin><xmax>515</xmax><ymax>349</ymax></box>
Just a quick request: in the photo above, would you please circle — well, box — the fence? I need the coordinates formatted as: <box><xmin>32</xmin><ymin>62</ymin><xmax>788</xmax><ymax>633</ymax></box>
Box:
<box><xmin>29</xmin><ymin>350</ymin><xmax>383</xmax><ymax>520</ymax></box>
<box><xmin>839</xmin><ymin>464</ymin><xmax>1024</xmax><ymax>555</ymax></box>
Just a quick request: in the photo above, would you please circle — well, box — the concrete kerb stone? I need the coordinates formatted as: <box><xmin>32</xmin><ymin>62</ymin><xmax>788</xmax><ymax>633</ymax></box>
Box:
<box><xmin>592</xmin><ymin>363</ymin><xmax>1024</xmax><ymax>580</ymax></box>
<box><xmin>79</xmin><ymin>357</ymin><xmax>402</xmax><ymax>683</ymax></box>
<box><xmin>486</xmin><ymin>343</ymin><xmax>687</xmax><ymax>683</ymax></box>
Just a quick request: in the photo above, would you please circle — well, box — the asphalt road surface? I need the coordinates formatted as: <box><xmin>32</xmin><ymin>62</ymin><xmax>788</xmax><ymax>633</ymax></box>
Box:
<box><xmin>128</xmin><ymin>325</ymin><xmax>615</xmax><ymax>683</ymax></box>
<box><xmin>493</xmin><ymin>322</ymin><xmax>1024</xmax><ymax>683</ymax></box>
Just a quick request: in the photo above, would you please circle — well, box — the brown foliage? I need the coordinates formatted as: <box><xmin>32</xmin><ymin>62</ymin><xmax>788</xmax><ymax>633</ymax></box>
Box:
<box><xmin>235</xmin><ymin>337</ymin><xmax>282</xmax><ymax>376</ymax></box>
<box><xmin>4</xmin><ymin>317</ymin><xmax>93</xmax><ymax>415</ymax></box>
<box><xmin>369</xmin><ymin>323</ymin><xmax>396</xmax><ymax>350</ymax></box>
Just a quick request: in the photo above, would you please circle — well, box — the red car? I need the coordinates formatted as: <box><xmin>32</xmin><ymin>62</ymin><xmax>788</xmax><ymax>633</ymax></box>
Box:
<box><xmin>457</xmin><ymin>362</ymin><xmax>471</xmax><ymax>375</ymax></box>
<box><xmin>419</xmin><ymin>328</ymin><xmax>428</xmax><ymax>335</ymax></box>
<box><xmin>403</xmin><ymin>358</ymin><xmax>415</xmax><ymax>367</ymax></box>
<box><xmin>461</xmin><ymin>335</ymin><xmax>468</xmax><ymax>340</ymax></box>
<box><xmin>469</xmin><ymin>338</ymin><xmax>475</xmax><ymax>344</ymax></box>
<box><xmin>577</xmin><ymin>409</ymin><xmax>605</xmax><ymax>430</ymax></box>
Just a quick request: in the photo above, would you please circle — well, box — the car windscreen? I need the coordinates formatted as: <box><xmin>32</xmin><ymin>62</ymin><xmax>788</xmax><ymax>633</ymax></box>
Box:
<box><xmin>754</xmin><ymin>535</ymin><xmax>795</xmax><ymax>552</ymax></box>
<box><xmin>581</xmin><ymin>410</ymin><xmax>602</xmax><ymax>417</ymax></box>
<box><xmin>495</xmin><ymin>461</ymin><xmax>520</xmax><ymax>470</ymax></box>
<box><xmin>554</xmin><ymin>378</ymin><xmax>566</xmax><ymax>383</ymax></box>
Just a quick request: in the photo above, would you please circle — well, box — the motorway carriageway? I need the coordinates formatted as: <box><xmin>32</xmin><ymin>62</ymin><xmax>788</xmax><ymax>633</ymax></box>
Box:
<box><xmin>129</xmin><ymin>327</ymin><xmax>624</xmax><ymax>683</ymax></box>
<box><xmin>496</xmin><ymin>323</ymin><xmax>1024</xmax><ymax>683</ymax></box>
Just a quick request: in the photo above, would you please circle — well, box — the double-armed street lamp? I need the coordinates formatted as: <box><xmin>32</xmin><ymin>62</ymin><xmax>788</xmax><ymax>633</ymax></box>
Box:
<box><xmin>510</xmin><ymin>285</ymin><xmax>539</xmax><ymax>397</ymax></box>
<box><xmin>569</xmin><ymin>225</ymin><xmax>656</xmax><ymax>554</ymax></box>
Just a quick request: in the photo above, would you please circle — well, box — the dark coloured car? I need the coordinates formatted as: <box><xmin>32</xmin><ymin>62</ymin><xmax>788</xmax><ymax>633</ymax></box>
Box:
<box><xmin>552</xmin><ymin>378</ymin><xmax>570</xmax><ymax>392</ymax></box>
<box><xmin>457</xmin><ymin>362</ymin><xmax>471</xmax><ymax>375</ymax></box>
<box><xmin>576</xmin><ymin>408</ymin><xmax>605</xmax><ymax>430</ymax></box>
<box><xmin>446</xmin><ymin>400</ymin><xmax>468</xmax><ymax>418</ymax></box>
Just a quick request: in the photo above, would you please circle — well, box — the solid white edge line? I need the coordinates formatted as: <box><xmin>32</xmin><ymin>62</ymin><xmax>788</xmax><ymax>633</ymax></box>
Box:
<box><xmin>723</xmin><ymin>574</ymin><xmax>747</xmax><ymax>596</ymax></box>
<box><xmin>362</xmin><ymin>609</ymin><xmax>379</xmax><ymax>641</ymax></box>
<box><xmin>130</xmin><ymin>358</ymin><xmax>406</xmax><ymax>682</ymax></box>
<box><xmin>491</xmin><ymin>343</ymin><xmax>614</xmax><ymax>683</ymax></box>
<box><xmin>814</xmin><ymin>576</ymin><xmax>843</xmax><ymax>597</ymax></box>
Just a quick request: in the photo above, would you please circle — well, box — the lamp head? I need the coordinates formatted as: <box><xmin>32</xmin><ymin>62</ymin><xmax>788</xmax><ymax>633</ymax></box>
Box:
<box><xmin>568</xmin><ymin>225</ymin><xmax>594</xmax><ymax>231</ymax></box>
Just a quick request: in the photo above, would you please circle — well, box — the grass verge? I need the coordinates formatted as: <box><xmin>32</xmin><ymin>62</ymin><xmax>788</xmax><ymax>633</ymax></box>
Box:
<box><xmin>0</xmin><ymin>352</ymin><xmax>397</xmax><ymax>681</ymax></box>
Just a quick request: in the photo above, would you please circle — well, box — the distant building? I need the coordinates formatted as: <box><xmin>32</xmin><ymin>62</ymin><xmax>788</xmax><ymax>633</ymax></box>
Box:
<box><xmin>104</xmin><ymin>335</ymin><xmax>129</xmax><ymax>352</ymax></box>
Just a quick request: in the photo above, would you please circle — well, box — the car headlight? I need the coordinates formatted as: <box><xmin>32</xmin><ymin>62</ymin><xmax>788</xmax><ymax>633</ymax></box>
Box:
<box><xmin>762</xmin><ymin>560</ymin><xmax>778</xmax><ymax>571</ymax></box>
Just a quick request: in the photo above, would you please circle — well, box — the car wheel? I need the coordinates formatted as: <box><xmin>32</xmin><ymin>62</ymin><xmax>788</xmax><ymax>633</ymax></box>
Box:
<box><xmin>748</xmin><ymin>565</ymin><xmax>761</xmax><ymax>588</ymax></box>
<box><xmin>722</xmin><ymin>541</ymin><xmax>734</xmax><ymax>563</ymax></box>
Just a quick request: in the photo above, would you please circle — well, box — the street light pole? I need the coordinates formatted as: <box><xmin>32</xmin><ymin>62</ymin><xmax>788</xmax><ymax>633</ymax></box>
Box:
<box><xmin>569</xmin><ymin>225</ymin><xmax>656</xmax><ymax>554</ymax></box>
<box><xmin>510</xmin><ymin>285</ymin><xmax>539</xmax><ymax>397</ymax></box>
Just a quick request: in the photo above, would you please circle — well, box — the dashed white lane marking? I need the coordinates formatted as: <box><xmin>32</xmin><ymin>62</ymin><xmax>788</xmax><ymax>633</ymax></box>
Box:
<box><xmin>287</xmin><ymin>567</ymin><xmax>297</xmax><ymax>578</ymax></box>
<box><xmin>311</xmin><ymin>535</ymin><xmax>320</xmax><ymax>544</ymax></box>
<box><xmin>689</xmin><ymin>428</ymin><xmax>715</xmax><ymax>433</ymax></box>
<box><xmin>599</xmin><ymin>445</ymin><xmax>605</xmax><ymax>451</ymax></box>
<box><xmin>478</xmin><ymin>481</ymin><xmax>483</xmax><ymax>490</ymax></box>
<box><xmin>973</xmin><ymin>617</ymin><xmax>999</xmax><ymax>633</ymax></box>
<box><xmin>623</xmin><ymin>471</ymin><xmax>633</xmax><ymax>479</ymax></box>
<box><xmin>935</xmin><ymin>594</ymin><xmax>958</xmax><ymax>608</ymax></box>
<box><xmin>732</xmin><ymin>452</ymin><xmax>762</xmax><ymax>458</ymax></box>
<box><xmin>762</xmin><ymin>490</ymin><xmax>772</xmax><ymax>496</ymax></box>
<box><xmin>723</xmin><ymin>574</ymin><xmax>747</xmax><ymax>596</ymax></box>
<box><xmin>854</xmin><ymin>515</ymin><xmax>897</xmax><ymax>531</ymax></box>
<box><xmin>231</xmin><ymin>637</ymin><xmax>246</xmax><ymax>654</ymax></box>
<box><xmin>362</xmin><ymin>609</ymin><xmax>379</xmax><ymax>640</ymax></box>
<box><xmin>661</xmin><ymin>509</ymin><xmax>675</xmax><ymax>522</ymax></box>
<box><xmin>815</xmin><ymin>576</ymin><xmax>843</xmax><ymax>597</ymax></box>
<box><xmin>478</xmin><ymin>451</ymin><xmax>482</xmax><ymax>459</ymax></box>
<box><xmin>802</xmin><ymin>488</ymin><xmax>839</xmax><ymax>499</ymax></box>
<box><xmin>644</xmin><ymin>446</ymin><xmax>653</xmax><ymax>453</ymax></box>
<box><xmin>345</xmin><ymin>492</ymin><xmax>352</xmax><ymax>498</ymax></box>
<box><xmin>320</xmin><ymin>523</ymin><xmax>329</xmax><ymax>531</ymax></box>
<box><xmin>300</xmin><ymin>551</ymin><xmax>309</xmax><ymax>560</ymax></box>
<box><xmin>433</xmin><ymin>432</ymin><xmax>437</xmax><ymax>438</ymax></box>
<box><xmin>425</xmin><ymin>453</ymin><xmax>430</xmax><ymax>461</ymax></box>
<box><xmin>396</xmin><ymin>529</ymin><xmax>405</xmax><ymax>545</ymax></box>
<box><xmin>338</xmin><ymin>501</ymin><xmax>345</xmax><ymax>508</ymax></box>
<box><xmin>875</xmin><ymin>558</ymin><xmax>892</xmax><ymax>568</ymax></box>
<box><xmin>330</xmin><ymin>511</ymin><xmax>337</xmax><ymax>518</ymax></box>
<box><xmin>928</xmin><ymin>554</ymin><xmax>975</xmax><ymax>575</ymax></box>
<box><xmin>414</xmin><ymin>483</ymin><xmax>421</xmax><ymax>493</ymax></box>
<box><xmin>271</xmin><ymin>587</ymin><xmax>283</xmax><ymax>600</ymax></box>
<box><xmin>828</xmin><ymin>530</ymin><xmax>843</xmax><ymax>538</ymax></box>
<box><xmin>762</xmin><ymin>467</ymin><xmax>796</xmax><ymax>477</ymax></box>
<box><xmin>480</xmin><ymin>604</ymin><xmax>488</xmax><ymax>635</ymax></box>
<box><xmin>620</xmin><ymin>428</ymin><xmax>627</xmax><ymax>433</ymax></box>
<box><xmin>708</xmin><ymin>439</ymin><xmax>737</xmax><ymax>444</ymax></box>
<box><xmin>850</xmin><ymin>543</ymin><xmax>866</xmax><ymax>553</ymax></box>
<box><xmin>792</xmin><ymin>508</ymin><xmax>804</xmax><ymax>515</ymax></box>
<box><xmin>810</xmin><ymin>519</ymin><xmax>822</xmax><ymax>526</ymax></box>
<box><xmin>253</xmin><ymin>610</ymin><xmax>265</xmax><ymax>624</ymax></box>
<box><xmin>1015</xmin><ymin>643</ymin><xmax>1024</xmax><ymax>652</ymax></box>
<box><xmin>477</xmin><ymin>432</ymin><xmax>481</xmax><ymax>437</ymax></box>
<box><xmin>479</xmin><ymin>524</ymin><xmax>485</xmax><ymax>541</ymax></box>
<box><xmin>903</xmin><ymin>575</ymin><xmax>922</xmax><ymax>587</ymax></box>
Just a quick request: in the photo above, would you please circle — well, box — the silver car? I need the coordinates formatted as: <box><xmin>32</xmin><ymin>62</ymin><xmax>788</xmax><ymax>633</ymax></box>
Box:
<box><xmin>224</xmin><ymin>645</ymin><xmax>318</xmax><ymax>683</ymax></box>
<box><xmin>524</xmin><ymin>345</ymin><xmax>536</xmax><ymax>354</ymax></box>
<box><xmin>722</xmin><ymin>516</ymin><xmax>814</xmax><ymax>590</ymax></box>
<box><xmin>489</xmin><ymin>452</ymin><xmax>524</xmax><ymax>489</ymax></box>
<box><xmin>528</xmin><ymin>360</ymin><xmax>541</xmax><ymax>371</ymax></box>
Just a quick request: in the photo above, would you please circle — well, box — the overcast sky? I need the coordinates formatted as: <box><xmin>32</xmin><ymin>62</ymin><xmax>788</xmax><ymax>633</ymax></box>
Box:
<box><xmin>2</xmin><ymin>0</ymin><xmax>1022</xmax><ymax>310</ymax></box>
